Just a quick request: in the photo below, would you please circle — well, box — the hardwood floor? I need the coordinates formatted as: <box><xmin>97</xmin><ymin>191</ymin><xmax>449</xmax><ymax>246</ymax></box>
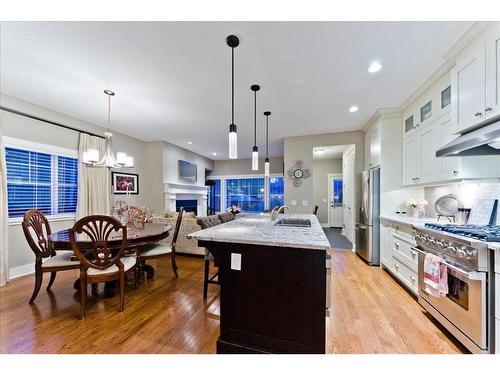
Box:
<box><xmin>0</xmin><ymin>251</ymin><xmax>466</xmax><ymax>354</ymax></box>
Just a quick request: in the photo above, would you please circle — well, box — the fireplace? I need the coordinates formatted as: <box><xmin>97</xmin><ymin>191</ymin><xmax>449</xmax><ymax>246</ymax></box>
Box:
<box><xmin>177</xmin><ymin>199</ymin><xmax>198</xmax><ymax>214</ymax></box>
<box><xmin>164</xmin><ymin>183</ymin><xmax>209</xmax><ymax>217</ymax></box>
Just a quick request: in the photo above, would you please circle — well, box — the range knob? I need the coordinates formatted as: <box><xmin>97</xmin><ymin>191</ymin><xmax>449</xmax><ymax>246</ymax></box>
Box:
<box><xmin>457</xmin><ymin>249</ymin><xmax>467</xmax><ymax>258</ymax></box>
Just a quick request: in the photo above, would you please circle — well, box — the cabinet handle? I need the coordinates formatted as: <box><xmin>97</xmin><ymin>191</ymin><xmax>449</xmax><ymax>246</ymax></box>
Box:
<box><xmin>394</xmin><ymin>263</ymin><xmax>399</xmax><ymax>269</ymax></box>
<box><xmin>410</xmin><ymin>276</ymin><xmax>416</xmax><ymax>281</ymax></box>
<box><xmin>474</xmin><ymin>112</ymin><xmax>482</xmax><ymax>117</ymax></box>
<box><xmin>485</xmin><ymin>107</ymin><xmax>493</xmax><ymax>112</ymax></box>
<box><xmin>453</xmin><ymin>170</ymin><xmax>459</xmax><ymax>175</ymax></box>
<box><xmin>395</xmin><ymin>242</ymin><xmax>400</xmax><ymax>248</ymax></box>
<box><xmin>411</xmin><ymin>250</ymin><xmax>417</xmax><ymax>256</ymax></box>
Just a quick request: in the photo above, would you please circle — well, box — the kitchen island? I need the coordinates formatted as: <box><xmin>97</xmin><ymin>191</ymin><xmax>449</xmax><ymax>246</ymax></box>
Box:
<box><xmin>188</xmin><ymin>214</ymin><xmax>331</xmax><ymax>354</ymax></box>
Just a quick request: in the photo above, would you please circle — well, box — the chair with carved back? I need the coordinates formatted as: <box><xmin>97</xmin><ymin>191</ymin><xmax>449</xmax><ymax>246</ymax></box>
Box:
<box><xmin>69</xmin><ymin>215</ymin><xmax>138</xmax><ymax>320</ymax></box>
<box><xmin>138</xmin><ymin>208</ymin><xmax>183</xmax><ymax>278</ymax></box>
<box><xmin>22</xmin><ymin>210</ymin><xmax>80</xmax><ymax>304</ymax></box>
<box><xmin>197</xmin><ymin>214</ymin><xmax>222</xmax><ymax>299</ymax></box>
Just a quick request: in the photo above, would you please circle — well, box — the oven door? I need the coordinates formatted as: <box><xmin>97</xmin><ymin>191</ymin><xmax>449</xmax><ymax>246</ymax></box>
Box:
<box><xmin>414</xmin><ymin>246</ymin><xmax>487</xmax><ymax>351</ymax></box>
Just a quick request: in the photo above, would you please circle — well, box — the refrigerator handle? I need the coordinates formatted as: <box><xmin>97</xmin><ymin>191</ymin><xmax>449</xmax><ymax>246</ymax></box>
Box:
<box><xmin>355</xmin><ymin>223</ymin><xmax>369</xmax><ymax>230</ymax></box>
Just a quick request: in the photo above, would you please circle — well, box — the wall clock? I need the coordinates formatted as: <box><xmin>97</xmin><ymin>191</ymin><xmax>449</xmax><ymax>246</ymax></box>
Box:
<box><xmin>287</xmin><ymin>160</ymin><xmax>310</xmax><ymax>187</ymax></box>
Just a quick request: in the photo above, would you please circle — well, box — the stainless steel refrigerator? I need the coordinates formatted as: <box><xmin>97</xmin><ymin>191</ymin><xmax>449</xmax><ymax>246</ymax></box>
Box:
<box><xmin>355</xmin><ymin>168</ymin><xmax>380</xmax><ymax>265</ymax></box>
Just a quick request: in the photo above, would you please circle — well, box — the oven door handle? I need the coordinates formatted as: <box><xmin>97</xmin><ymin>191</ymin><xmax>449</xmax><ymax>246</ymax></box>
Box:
<box><xmin>411</xmin><ymin>246</ymin><xmax>486</xmax><ymax>281</ymax></box>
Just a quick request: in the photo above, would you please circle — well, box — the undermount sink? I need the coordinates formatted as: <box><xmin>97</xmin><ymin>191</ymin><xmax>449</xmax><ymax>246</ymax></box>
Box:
<box><xmin>275</xmin><ymin>218</ymin><xmax>311</xmax><ymax>227</ymax></box>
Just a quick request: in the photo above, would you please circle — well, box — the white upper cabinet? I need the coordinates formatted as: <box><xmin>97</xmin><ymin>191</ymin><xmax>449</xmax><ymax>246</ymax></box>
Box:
<box><xmin>419</xmin><ymin>121</ymin><xmax>442</xmax><ymax>183</ymax></box>
<box><xmin>485</xmin><ymin>23</ymin><xmax>500</xmax><ymax>119</ymax></box>
<box><xmin>439</xmin><ymin>116</ymin><xmax>462</xmax><ymax>180</ymax></box>
<box><xmin>364</xmin><ymin>121</ymin><xmax>381</xmax><ymax>169</ymax></box>
<box><xmin>402</xmin><ymin>132</ymin><xmax>419</xmax><ymax>185</ymax></box>
<box><xmin>451</xmin><ymin>41</ymin><xmax>486</xmax><ymax>133</ymax></box>
<box><xmin>452</xmin><ymin>23</ymin><xmax>500</xmax><ymax>133</ymax></box>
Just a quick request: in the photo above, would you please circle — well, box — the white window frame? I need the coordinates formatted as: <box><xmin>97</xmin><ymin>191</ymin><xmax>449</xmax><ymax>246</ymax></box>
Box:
<box><xmin>4</xmin><ymin>137</ymin><xmax>78</xmax><ymax>225</ymax></box>
<box><xmin>207</xmin><ymin>173</ymin><xmax>284</xmax><ymax>213</ymax></box>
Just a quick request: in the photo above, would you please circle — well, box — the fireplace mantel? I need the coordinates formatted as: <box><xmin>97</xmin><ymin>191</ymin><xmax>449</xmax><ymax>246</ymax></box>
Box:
<box><xmin>164</xmin><ymin>183</ymin><xmax>209</xmax><ymax>217</ymax></box>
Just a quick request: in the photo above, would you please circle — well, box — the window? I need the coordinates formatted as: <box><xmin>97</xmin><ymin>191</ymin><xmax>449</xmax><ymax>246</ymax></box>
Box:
<box><xmin>333</xmin><ymin>179</ymin><xmax>343</xmax><ymax>205</ymax></box>
<box><xmin>5</xmin><ymin>147</ymin><xmax>78</xmax><ymax>218</ymax></box>
<box><xmin>441</xmin><ymin>85</ymin><xmax>451</xmax><ymax>109</ymax></box>
<box><xmin>269</xmin><ymin>177</ymin><xmax>284</xmax><ymax>209</ymax></box>
<box><xmin>207</xmin><ymin>179</ymin><xmax>221</xmax><ymax>215</ymax></box>
<box><xmin>420</xmin><ymin>101</ymin><xmax>432</xmax><ymax>122</ymax></box>
<box><xmin>226</xmin><ymin>178</ymin><xmax>265</xmax><ymax>213</ymax></box>
<box><xmin>404</xmin><ymin>115</ymin><xmax>414</xmax><ymax>133</ymax></box>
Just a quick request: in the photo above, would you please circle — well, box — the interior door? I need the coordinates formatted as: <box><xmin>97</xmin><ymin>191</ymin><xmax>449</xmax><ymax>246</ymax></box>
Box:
<box><xmin>329</xmin><ymin>176</ymin><xmax>343</xmax><ymax>228</ymax></box>
<box><xmin>342</xmin><ymin>147</ymin><xmax>355</xmax><ymax>243</ymax></box>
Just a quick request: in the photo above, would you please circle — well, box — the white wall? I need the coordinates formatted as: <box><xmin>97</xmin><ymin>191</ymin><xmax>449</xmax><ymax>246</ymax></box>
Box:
<box><xmin>312</xmin><ymin>159</ymin><xmax>342</xmax><ymax>224</ymax></box>
<box><xmin>284</xmin><ymin>131</ymin><xmax>364</xmax><ymax>215</ymax></box>
<box><xmin>162</xmin><ymin>141</ymin><xmax>214</xmax><ymax>187</ymax></box>
<box><xmin>211</xmin><ymin>156</ymin><xmax>283</xmax><ymax>176</ymax></box>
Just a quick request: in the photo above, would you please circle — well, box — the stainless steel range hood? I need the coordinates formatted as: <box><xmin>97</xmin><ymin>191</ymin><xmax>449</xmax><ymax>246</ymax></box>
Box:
<box><xmin>436</xmin><ymin>114</ymin><xmax>500</xmax><ymax>157</ymax></box>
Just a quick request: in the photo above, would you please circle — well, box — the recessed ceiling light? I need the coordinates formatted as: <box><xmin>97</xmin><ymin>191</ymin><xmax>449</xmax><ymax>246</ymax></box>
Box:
<box><xmin>212</xmin><ymin>152</ymin><xmax>217</xmax><ymax>156</ymax></box>
<box><xmin>368</xmin><ymin>61</ymin><xmax>382</xmax><ymax>73</ymax></box>
<box><xmin>349</xmin><ymin>106</ymin><xmax>359</xmax><ymax>113</ymax></box>
<box><xmin>187</xmin><ymin>141</ymin><xmax>193</xmax><ymax>145</ymax></box>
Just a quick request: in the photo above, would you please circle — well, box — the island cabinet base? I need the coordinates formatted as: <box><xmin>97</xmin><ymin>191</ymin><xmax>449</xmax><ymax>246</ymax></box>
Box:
<box><xmin>199</xmin><ymin>240</ymin><xmax>328</xmax><ymax>354</ymax></box>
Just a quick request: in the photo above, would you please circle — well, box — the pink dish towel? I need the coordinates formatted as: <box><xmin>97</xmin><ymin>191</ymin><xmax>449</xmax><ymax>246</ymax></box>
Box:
<box><xmin>423</xmin><ymin>253</ymin><xmax>448</xmax><ymax>297</ymax></box>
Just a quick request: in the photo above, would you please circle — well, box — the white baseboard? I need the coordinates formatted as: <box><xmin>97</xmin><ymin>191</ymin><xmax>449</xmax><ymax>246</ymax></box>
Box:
<box><xmin>9</xmin><ymin>263</ymin><xmax>34</xmax><ymax>280</ymax></box>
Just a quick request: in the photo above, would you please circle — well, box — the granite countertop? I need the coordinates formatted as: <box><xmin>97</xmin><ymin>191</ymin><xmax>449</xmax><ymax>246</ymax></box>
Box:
<box><xmin>380</xmin><ymin>214</ymin><xmax>444</xmax><ymax>228</ymax></box>
<box><xmin>187</xmin><ymin>214</ymin><xmax>330</xmax><ymax>251</ymax></box>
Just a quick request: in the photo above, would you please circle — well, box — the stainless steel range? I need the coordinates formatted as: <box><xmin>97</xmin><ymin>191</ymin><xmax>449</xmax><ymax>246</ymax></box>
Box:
<box><xmin>413</xmin><ymin>223</ymin><xmax>496</xmax><ymax>354</ymax></box>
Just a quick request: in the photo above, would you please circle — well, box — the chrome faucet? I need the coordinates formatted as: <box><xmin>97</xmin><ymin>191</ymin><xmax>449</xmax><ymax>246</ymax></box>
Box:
<box><xmin>271</xmin><ymin>205</ymin><xmax>290</xmax><ymax>220</ymax></box>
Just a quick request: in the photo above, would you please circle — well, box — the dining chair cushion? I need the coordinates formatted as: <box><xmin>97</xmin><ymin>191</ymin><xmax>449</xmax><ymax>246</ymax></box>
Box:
<box><xmin>140</xmin><ymin>243</ymin><xmax>172</xmax><ymax>258</ymax></box>
<box><xmin>87</xmin><ymin>256</ymin><xmax>136</xmax><ymax>276</ymax></box>
<box><xmin>41</xmin><ymin>250</ymin><xmax>80</xmax><ymax>268</ymax></box>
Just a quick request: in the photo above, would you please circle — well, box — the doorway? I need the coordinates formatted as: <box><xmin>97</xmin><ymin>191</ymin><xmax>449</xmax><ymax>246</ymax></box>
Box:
<box><xmin>328</xmin><ymin>174</ymin><xmax>343</xmax><ymax>228</ymax></box>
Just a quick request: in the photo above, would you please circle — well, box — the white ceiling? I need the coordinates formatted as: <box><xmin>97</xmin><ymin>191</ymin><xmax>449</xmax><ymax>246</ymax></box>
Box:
<box><xmin>0</xmin><ymin>22</ymin><xmax>473</xmax><ymax>160</ymax></box>
<box><xmin>313</xmin><ymin>145</ymin><xmax>346</xmax><ymax>160</ymax></box>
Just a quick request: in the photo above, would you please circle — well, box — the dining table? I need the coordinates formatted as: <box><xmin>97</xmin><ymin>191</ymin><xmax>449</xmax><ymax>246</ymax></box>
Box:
<box><xmin>48</xmin><ymin>222</ymin><xmax>172</xmax><ymax>296</ymax></box>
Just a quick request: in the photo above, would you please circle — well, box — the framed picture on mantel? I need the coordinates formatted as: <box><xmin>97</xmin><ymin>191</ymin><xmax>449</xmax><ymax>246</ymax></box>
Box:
<box><xmin>112</xmin><ymin>172</ymin><xmax>139</xmax><ymax>194</ymax></box>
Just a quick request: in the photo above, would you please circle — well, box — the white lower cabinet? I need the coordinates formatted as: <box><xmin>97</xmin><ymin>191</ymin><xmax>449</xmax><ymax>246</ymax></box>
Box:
<box><xmin>391</xmin><ymin>256</ymin><xmax>418</xmax><ymax>295</ymax></box>
<box><xmin>380</xmin><ymin>219</ymin><xmax>418</xmax><ymax>296</ymax></box>
<box><xmin>496</xmin><ymin>319</ymin><xmax>500</xmax><ymax>354</ymax></box>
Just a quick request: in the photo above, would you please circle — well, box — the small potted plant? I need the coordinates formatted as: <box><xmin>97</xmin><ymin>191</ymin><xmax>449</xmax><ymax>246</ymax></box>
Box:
<box><xmin>407</xmin><ymin>199</ymin><xmax>428</xmax><ymax>218</ymax></box>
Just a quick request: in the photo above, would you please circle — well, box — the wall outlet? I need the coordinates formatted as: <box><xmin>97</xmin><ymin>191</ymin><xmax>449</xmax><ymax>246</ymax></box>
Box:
<box><xmin>231</xmin><ymin>253</ymin><xmax>241</xmax><ymax>271</ymax></box>
<box><xmin>291</xmin><ymin>200</ymin><xmax>297</xmax><ymax>206</ymax></box>
<box><xmin>302</xmin><ymin>200</ymin><xmax>308</xmax><ymax>206</ymax></box>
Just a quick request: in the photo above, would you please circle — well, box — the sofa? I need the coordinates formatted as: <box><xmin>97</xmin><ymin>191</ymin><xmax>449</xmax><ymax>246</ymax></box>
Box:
<box><xmin>148</xmin><ymin>211</ymin><xmax>205</xmax><ymax>256</ymax></box>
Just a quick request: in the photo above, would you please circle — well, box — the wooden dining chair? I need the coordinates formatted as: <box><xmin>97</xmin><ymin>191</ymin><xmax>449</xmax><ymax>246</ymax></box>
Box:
<box><xmin>138</xmin><ymin>207</ymin><xmax>183</xmax><ymax>278</ymax></box>
<box><xmin>69</xmin><ymin>215</ymin><xmax>138</xmax><ymax>320</ymax></box>
<box><xmin>22</xmin><ymin>210</ymin><xmax>81</xmax><ymax>304</ymax></box>
<box><xmin>197</xmin><ymin>215</ymin><xmax>222</xmax><ymax>299</ymax></box>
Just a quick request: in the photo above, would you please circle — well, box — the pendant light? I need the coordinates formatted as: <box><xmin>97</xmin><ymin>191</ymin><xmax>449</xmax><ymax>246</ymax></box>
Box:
<box><xmin>264</xmin><ymin>111</ymin><xmax>271</xmax><ymax>177</ymax></box>
<box><xmin>251</xmin><ymin>84</ymin><xmax>260</xmax><ymax>170</ymax></box>
<box><xmin>226</xmin><ymin>35</ymin><xmax>239</xmax><ymax>159</ymax></box>
<box><xmin>82</xmin><ymin>90</ymin><xmax>134</xmax><ymax>168</ymax></box>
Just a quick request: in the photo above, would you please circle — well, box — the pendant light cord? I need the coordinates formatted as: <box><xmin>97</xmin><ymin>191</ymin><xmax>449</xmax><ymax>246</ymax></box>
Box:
<box><xmin>254</xmin><ymin>90</ymin><xmax>257</xmax><ymax>147</ymax></box>
<box><xmin>231</xmin><ymin>47</ymin><xmax>234</xmax><ymax>125</ymax></box>
<box><xmin>266</xmin><ymin>114</ymin><xmax>269</xmax><ymax>158</ymax></box>
<box><xmin>107</xmin><ymin>94</ymin><xmax>111</xmax><ymax>131</ymax></box>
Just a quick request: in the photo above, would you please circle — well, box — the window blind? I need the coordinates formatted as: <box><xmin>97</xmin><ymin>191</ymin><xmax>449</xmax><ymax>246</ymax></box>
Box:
<box><xmin>5</xmin><ymin>147</ymin><xmax>78</xmax><ymax>218</ymax></box>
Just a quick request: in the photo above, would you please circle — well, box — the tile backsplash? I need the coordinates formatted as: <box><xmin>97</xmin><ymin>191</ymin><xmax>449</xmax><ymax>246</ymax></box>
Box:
<box><xmin>424</xmin><ymin>182</ymin><xmax>500</xmax><ymax>224</ymax></box>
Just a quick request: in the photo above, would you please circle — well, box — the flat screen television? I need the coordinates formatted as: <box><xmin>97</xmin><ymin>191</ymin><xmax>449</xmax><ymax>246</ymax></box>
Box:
<box><xmin>178</xmin><ymin>160</ymin><xmax>197</xmax><ymax>182</ymax></box>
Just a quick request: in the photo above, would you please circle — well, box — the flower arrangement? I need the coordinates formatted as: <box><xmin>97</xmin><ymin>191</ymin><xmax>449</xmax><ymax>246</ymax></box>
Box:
<box><xmin>227</xmin><ymin>205</ymin><xmax>240</xmax><ymax>214</ymax></box>
<box><xmin>407</xmin><ymin>198</ymin><xmax>428</xmax><ymax>218</ymax></box>
<box><xmin>407</xmin><ymin>199</ymin><xmax>428</xmax><ymax>209</ymax></box>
